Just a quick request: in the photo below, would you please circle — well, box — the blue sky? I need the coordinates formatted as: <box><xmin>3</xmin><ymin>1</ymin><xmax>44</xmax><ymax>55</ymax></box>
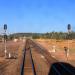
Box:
<box><xmin>0</xmin><ymin>0</ymin><xmax>75</xmax><ymax>33</ymax></box>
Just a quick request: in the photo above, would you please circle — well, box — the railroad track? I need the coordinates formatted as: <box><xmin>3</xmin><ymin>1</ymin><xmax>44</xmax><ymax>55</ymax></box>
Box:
<box><xmin>21</xmin><ymin>39</ymin><xmax>75</xmax><ymax>75</ymax></box>
<box><xmin>21</xmin><ymin>39</ymin><xmax>36</xmax><ymax>75</ymax></box>
<box><xmin>0</xmin><ymin>59</ymin><xmax>17</xmax><ymax>75</ymax></box>
<box><xmin>0</xmin><ymin>41</ymin><xmax>23</xmax><ymax>75</ymax></box>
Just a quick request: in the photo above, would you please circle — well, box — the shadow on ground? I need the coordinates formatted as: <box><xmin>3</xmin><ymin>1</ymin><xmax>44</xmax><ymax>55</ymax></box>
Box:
<box><xmin>48</xmin><ymin>62</ymin><xmax>75</xmax><ymax>75</ymax></box>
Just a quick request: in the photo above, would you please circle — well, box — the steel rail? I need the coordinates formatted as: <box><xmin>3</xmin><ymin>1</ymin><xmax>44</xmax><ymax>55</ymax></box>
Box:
<box><xmin>29</xmin><ymin>44</ymin><xmax>36</xmax><ymax>75</ymax></box>
<box><xmin>20</xmin><ymin>40</ymin><xmax>27</xmax><ymax>75</ymax></box>
<box><xmin>21</xmin><ymin>39</ymin><xmax>36</xmax><ymax>75</ymax></box>
<box><xmin>29</xmin><ymin>39</ymin><xmax>75</xmax><ymax>75</ymax></box>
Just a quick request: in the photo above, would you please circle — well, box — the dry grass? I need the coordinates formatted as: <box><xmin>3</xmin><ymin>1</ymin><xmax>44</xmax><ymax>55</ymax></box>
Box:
<box><xmin>35</xmin><ymin>39</ymin><xmax>75</xmax><ymax>66</ymax></box>
<box><xmin>0</xmin><ymin>40</ymin><xmax>25</xmax><ymax>75</ymax></box>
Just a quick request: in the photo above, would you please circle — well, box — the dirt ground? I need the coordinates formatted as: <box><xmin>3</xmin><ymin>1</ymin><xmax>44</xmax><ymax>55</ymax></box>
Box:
<box><xmin>0</xmin><ymin>40</ymin><xmax>25</xmax><ymax>75</ymax></box>
<box><xmin>0</xmin><ymin>39</ymin><xmax>75</xmax><ymax>75</ymax></box>
<box><xmin>35</xmin><ymin>39</ymin><xmax>75</xmax><ymax>67</ymax></box>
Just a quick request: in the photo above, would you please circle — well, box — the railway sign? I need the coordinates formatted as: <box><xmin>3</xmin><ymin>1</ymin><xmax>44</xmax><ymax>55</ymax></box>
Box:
<box><xmin>9</xmin><ymin>53</ymin><xmax>11</xmax><ymax>58</ymax></box>
<box><xmin>64</xmin><ymin>47</ymin><xmax>68</xmax><ymax>60</ymax></box>
<box><xmin>67</xmin><ymin>24</ymin><xmax>71</xmax><ymax>33</ymax></box>
<box><xmin>4</xmin><ymin>24</ymin><xmax>7</xmax><ymax>31</ymax></box>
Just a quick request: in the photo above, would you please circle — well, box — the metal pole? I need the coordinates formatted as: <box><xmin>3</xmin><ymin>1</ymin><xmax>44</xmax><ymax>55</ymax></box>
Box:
<box><xmin>4</xmin><ymin>38</ymin><xmax>7</xmax><ymax>58</ymax></box>
<box><xmin>67</xmin><ymin>24</ymin><xmax>71</xmax><ymax>60</ymax></box>
<box><xmin>4</xmin><ymin>30</ymin><xmax>7</xmax><ymax>58</ymax></box>
<box><xmin>4</xmin><ymin>24</ymin><xmax>7</xmax><ymax>58</ymax></box>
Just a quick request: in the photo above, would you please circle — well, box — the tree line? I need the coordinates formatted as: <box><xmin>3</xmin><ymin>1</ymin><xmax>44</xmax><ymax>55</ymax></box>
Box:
<box><xmin>32</xmin><ymin>32</ymin><xmax>75</xmax><ymax>40</ymax></box>
<box><xmin>9</xmin><ymin>32</ymin><xmax>75</xmax><ymax>40</ymax></box>
<box><xmin>0</xmin><ymin>32</ymin><xmax>75</xmax><ymax>40</ymax></box>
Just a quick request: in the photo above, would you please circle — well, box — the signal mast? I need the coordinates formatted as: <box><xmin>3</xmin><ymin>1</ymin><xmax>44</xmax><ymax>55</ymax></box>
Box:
<box><xmin>4</xmin><ymin>24</ymin><xmax>7</xmax><ymax>58</ymax></box>
<box><xmin>67</xmin><ymin>24</ymin><xmax>71</xmax><ymax>60</ymax></box>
